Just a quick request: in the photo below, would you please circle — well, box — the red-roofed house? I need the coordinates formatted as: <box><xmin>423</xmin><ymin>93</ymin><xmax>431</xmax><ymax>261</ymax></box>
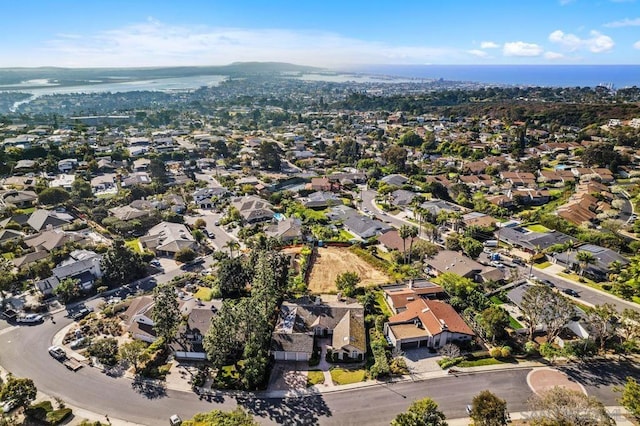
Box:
<box><xmin>384</xmin><ymin>299</ymin><xmax>474</xmax><ymax>350</ymax></box>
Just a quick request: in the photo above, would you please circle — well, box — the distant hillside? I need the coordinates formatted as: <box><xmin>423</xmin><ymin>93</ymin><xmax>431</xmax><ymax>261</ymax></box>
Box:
<box><xmin>0</xmin><ymin>62</ymin><xmax>322</xmax><ymax>86</ymax></box>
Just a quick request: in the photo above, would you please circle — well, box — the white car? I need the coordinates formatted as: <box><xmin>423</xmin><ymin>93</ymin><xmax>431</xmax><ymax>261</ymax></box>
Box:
<box><xmin>48</xmin><ymin>345</ymin><xmax>67</xmax><ymax>361</ymax></box>
<box><xmin>170</xmin><ymin>414</ymin><xmax>182</xmax><ymax>425</ymax></box>
<box><xmin>2</xmin><ymin>399</ymin><xmax>17</xmax><ymax>413</ymax></box>
<box><xmin>17</xmin><ymin>313</ymin><xmax>44</xmax><ymax>324</ymax></box>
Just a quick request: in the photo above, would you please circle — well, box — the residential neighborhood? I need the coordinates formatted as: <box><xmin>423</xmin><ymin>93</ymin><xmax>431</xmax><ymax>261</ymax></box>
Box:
<box><xmin>1</xmin><ymin>69</ymin><xmax>640</xmax><ymax>426</ymax></box>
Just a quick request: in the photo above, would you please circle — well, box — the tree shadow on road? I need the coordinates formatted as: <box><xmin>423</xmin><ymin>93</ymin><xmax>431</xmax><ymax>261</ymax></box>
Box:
<box><xmin>560</xmin><ymin>358</ymin><xmax>640</xmax><ymax>388</ymax></box>
<box><xmin>235</xmin><ymin>395</ymin><xmax>332</xmax><ymax>426</ymax></box>
<box><xmin>131</xmin><ymin>375</ymin><xmax>167</xmax><ymax>399</ymax></box>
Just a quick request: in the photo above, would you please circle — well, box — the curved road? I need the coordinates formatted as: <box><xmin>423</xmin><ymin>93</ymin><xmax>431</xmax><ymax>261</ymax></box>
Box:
<box><xmin>0</xmin><ymin>313</ymin><xmax>538</xmax><ymax>425</ymax></box>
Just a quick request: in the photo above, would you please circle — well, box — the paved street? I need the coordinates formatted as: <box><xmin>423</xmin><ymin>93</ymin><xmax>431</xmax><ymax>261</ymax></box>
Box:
<box><xmin>0</xmin><ymin>315</ymin><xmax>533</xmax><ymax>426</ymax></box>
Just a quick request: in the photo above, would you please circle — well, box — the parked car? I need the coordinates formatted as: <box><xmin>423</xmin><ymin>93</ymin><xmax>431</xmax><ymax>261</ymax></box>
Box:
<box><xmin>512</xmin><ymin>258</ymin><xmax>525</xmax><ymax>266</ymax></box>
<box><xmin>48</xmin><ymin>345</ymin><xmax>67</xmax><ymax>361</ymax></box>
<box><xmin>170</xmin><ymin>414</ymin><xmax>183</xmax><ymax>425</ymax></box>
<box><xmin>2</xmin><ymin>399</ymin><xmax>17</xmax><ymax>413</ymax></box>
<box><xmin>563</xmin><ymin>288</ymin><xmax>580</xmax><ymax>297</ymax></box>
<box><xmin>71</xmin><ymin>307</ymin><xmax>91</xmax><ymax>320</ymax></box>
<box><xmin>542</xmin><ymin>279</ymin><xmax>555</xmax><ymax>288</ymax></box>
<box><xmin>17</xmin><ymin>313</ymin><xmax>44</xmax><ymax>324</ymax></box>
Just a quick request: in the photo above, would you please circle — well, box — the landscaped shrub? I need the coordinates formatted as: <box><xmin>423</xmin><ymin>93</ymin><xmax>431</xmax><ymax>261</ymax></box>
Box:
<box><xmin>489</xmin><ymin>347</ymin><xmax>502</xmax><ymax>358</ymax></box>
<box><xmin>47</xmin><ymin>408</ymin><xmax>73</xmax><ymax>425</ymax></box>
<box><xmin>437</xmin><ymin>357</ymin><xmax>463</xmax><ymax>369</ymax></box>
<box><xmin>370</xmin><ymin>338</ymin><xmax>390</xmax><ymax>378</ymax></box>
<box><xmin>500</xmin><ymin>346</ymin><xmax>512</xmax><ymax>358</ymax></box>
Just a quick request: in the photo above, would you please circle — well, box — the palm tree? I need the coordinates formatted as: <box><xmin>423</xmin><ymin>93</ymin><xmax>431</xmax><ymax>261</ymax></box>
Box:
<box><xmin>576</xmin><ymin>251</ymin><xmax>597</xmax><ymax>277</ymax></box>
<box><xmin>398</xmin><ymin>224</ymin><xmax>411</xmax><ymax>264</ymax></box>
<box><xmin>407</xmin><ymin>226</ymin><xmax>419</xmax><ymax>264</ymax></box>
<box><xmin>224</xmin><ymin>240</ymin><xmax>240</xmax><ymax>258</ymax></box>
<box><xmin>563</xmin><ymin>239</ymin><xmax>576</xmax><ymax>271</ymax></box>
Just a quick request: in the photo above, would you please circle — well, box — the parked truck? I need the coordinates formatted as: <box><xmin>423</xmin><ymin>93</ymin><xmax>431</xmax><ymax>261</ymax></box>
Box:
<box><xmin>63</xmin><ymin>358</ymin><xmax>83</xmax><ymax>371</ymax></box>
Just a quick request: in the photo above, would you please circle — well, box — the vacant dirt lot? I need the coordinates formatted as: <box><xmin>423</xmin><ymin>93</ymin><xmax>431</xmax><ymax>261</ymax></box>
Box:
<box><xmin>307</xmin><ymin>246</ymin><xmax>390</xmax><ymax>294</ymax></box>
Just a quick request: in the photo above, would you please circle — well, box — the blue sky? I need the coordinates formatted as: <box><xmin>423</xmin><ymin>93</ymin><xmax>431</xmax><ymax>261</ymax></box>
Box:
<box><xmin>1</xmin><ymin>0</ymin><xmax>639</xmax><ymax>67</ymax></box>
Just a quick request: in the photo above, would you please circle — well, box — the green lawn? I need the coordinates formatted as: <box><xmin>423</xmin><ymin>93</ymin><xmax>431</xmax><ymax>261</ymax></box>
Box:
<box><xmin>329</xmin><ymin>368</ymin><xmax>366</xmax><ymax>385</ymax></box>
<box><xmin>526</xmin><ymin>224</ymin><xmax>550</xmax><ymax>233</ymax></box>
<box><xmin>214</xmin><ymin>362</ymin><xmax>245</xmax><ymax>389</ymax></box>
<box><xmin>125</xmin><ymin>238</ymin><xmax>142</xmax><ymax>253</ymax></box>
<box><xmin>194</xmin><ymin>287</ymin><xmax>214</xmax><ymax>301</ymax></box>
<box><xmin>508</xmin><ymin>316</ymin><xmax>523</xmax><ymax>329</ymax></box>
<box><xmin>374</xmin><ymin>290</ymin><xmax>393</xmax><ymax>318</ymax></box>
<box><xmin>339</xmin><ymin>230</ymin><xmax>356</xmax><ymax>241</ymax></box>
<box><xmin>490</xmin><ymin>296</ymin><xmax>504</xmax><ymax>305</ymax></box>
<box><xmin>307</xmin><ymin>370</ymin><xmax>325</xmax><ymax>387</ymax></box>
<box><xmin>535</xmin><ymin>261</ymin><xmax>552</xmax><ymax>269</ymax></box>
<box><xmin>458</xmin><ymin>357</ymin><xmax>505</xmax><ymax>368</ymax></box>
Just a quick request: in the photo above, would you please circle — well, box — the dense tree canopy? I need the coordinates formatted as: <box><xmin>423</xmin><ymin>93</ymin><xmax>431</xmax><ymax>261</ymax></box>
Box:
<box><xmin>100</xmin><ymin>239</ymin><xmax>147</xmax><ymax>288</ymax></box>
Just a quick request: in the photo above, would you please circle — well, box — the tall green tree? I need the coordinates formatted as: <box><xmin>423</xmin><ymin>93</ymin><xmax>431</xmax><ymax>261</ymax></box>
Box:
<box><xmin>399</xmin><ymin>225</ymin><xmax>411</xmax><ymax>264</ymax></box>
<box><xmin>0</xmin><ymin>376</ymin><xmax>37</xmax><ymax>410</ymax></box>
<box><xmin>477</xmin><ymin>306</ymin><xmax>510</xmax><ymax>342</ymax></box>
<box><xmin>617</xmin><ymin>377</ymin><xmax>640</xmax><ymax>420</ymax></box>
<box><xmin>256</xmin><ymin>141</ymin><xmax>282</xmax><ymax>171</ymax></box>
<box><xmin>576</xmin><ymin>251</ymin><xmax>597</xmax><ymax>277</ymax></box>
<box><xmin>100</xmin><ymin>239</ymin><xmax>146</xmax><ymax>288</ymax></box>
<box><xmin>391</xmin><ymin>397</ymin><xmax>448</xmax><ymax>426</ymax></box>
<box><xmin>38</xmin><ymin>187</ymin><xmax>70</xmax><ymax>205</ymax></box>
<box><xmin>585</xmin><ymin>303</ymin><xmax>618</xmax><ymax>352</ymax></box>
<box><xmin>407</xmin><ymin>226</ymin><xmax>419</xmax><ymax>264</ymax></box>
<box><xmin>470</xmin><ymin>390</ymin><xmax>507</xmax><ymax>426</ymax></box>
<box><xmin>151</xmin><ymin>284</ymin><xmax>181</xmax><ymax>347</ymax></box>
<box><xmin>335</xmin><ymin>271</ymin><xmax>360</xmax><ymax>297</ymax></box>
<box><xmin>53</xmin><ymin>278</ymin><xmax>81</xmax><ymax>304</ymax></box>
<box><xmin>215</xmin><ymin>257</ymin><xmax>249</xmax><ymax>298</ymax></box>
<box><xmin>0</xmin><ymin>257</ymin><xmax>17</xmax><ymax>308</ymax></box>
<box><xmin>119</xmin><ymin>340</ymin><xmax>149</xmax><ymax>373</ymax></box>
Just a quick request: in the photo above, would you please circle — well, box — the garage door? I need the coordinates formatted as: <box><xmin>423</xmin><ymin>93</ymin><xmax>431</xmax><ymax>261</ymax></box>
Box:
<box><xmin>401</xmin><ymin>341</ymin><xmax>419</xmax><ymax>350</ymax></box>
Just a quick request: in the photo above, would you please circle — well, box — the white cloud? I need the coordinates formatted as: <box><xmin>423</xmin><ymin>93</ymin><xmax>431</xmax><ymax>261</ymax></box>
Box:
<box><xmin>604</xmin><ymin>17</ymin><xmax>640</xmax><ymax>27</ymax></box>
<box><xmin>634</xmin><ymin>40</ymin><xmax>640</xmax><ymax>49</ymax></box>
<box><xmin>503</xmin><ymin>41</ymin><xmax>544</xmax><ymax>57</ymax></box>
<box><xmin>480</xmin><ymin>41</ymin><xmax>499</xmax><ymax>49</ymax></box>
<box><xmin>468</xmin><ymin>49</ymin><xmax>489</xmax><ymax>58</ymax></box>
<box><xmin>22</xmin><ymin>19</ymin><xmax>460</xmax><ymax>68</ymax></box>
<box><xmin>548</xmin><ymin>29</ymin><xmax>614</xmax><ymax>53</ymax></box>
<box><xmin>544</xmin><ymin>51</ymin><xmax>565</xmax><ymax>60</ymax></box>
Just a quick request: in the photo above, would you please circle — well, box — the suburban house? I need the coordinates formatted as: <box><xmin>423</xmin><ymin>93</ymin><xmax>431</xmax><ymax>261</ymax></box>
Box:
<box><xmin>192</xmin><ymin>187</ymin><xmax>228</xmax><ymax>209</ymax></box>
<box><xmin>0</xmin><ymin>190</ymin><xmax>38</xmax><ymax>208</ymax></box>
<box><xmin>383</xmin><ymin>280</ymin><xmax>445</xmax><ymax>314</ymax></box>
<box><xmin>265</xmin><ymin>217</ymin><xmax>304</xmax><ymax>243</ymax></box>
<box><xmin>384</xmin><ymin>299</ymin><xmax>475</xmax><ymax>350</ymax></box>
<box><xmin>36</xmin><ymin>250</ymin><xmax>103</xmax><ymax>295</ymax></box>
<box><xmin>90</xmin><ymin>173</ymin><xmax>117</xmax><ymax>195</ymax></box>
<box><xmin>300</xmin><ymin>191</ymin><xmax>341</xmax><ymax>209</ymax></box>
<box><xmin>343</xmin><ymin>215</ymin><xmax>391</xmax><ymax>239</ymax></box>
<box><xmin>27</xmin><ymin>209</ymin><xmax>73</xmax><ymax>232</ymax></box>
<box><xmin>174</xmin><ymin>298</ymin><xmax>223</xmax><ymax>360</ymax></box>
<box><xmin>380</xmin><ymin>174</ymin><xmax>409</xmax><ymax>187</ymax></box>
<box><xmin>23</xmin><ymin>229</ymin><xmax>88</xmax><ymax>252</ymax></box>
<box><xmin>122</xmin><ymin>296</ymin><xmax>157</xmax><ymax>343</ymax></box>
<box><xmin>58</xmin><ymin>158</ymin><xmax>78</xmax><ymax>173</ymax></box>
<box><xmin>270</xmin><ymin>299</ymin><xmax>365</xmax><ymax>362</ymax></box>
<box><xmin>551</xmin><ymin>244</ymin><xmax>629</xmax><ymax>281</ymax></box>
<box><xmin>425</xmin><ymin>250</ymin><xmax>504</xmax><ymax>283</ymax></box>
<box><xmin>391</xmin><ymin>189</ymin><xmax>418</xmax><ymax>207</ymax></box>
<box><xmin>499</xmin><ymin>227</ymin><xmax>572</xmax><ymax>253</ymax></box>
<box><xmin>139</xmin><ymin>222</ymin><xmax>197</xmax><ymax>257</ymax></box>
<box><xmin>231</xmin><ymin>195</ymin><xmax>275</xmax><ymax>223</ymax></box>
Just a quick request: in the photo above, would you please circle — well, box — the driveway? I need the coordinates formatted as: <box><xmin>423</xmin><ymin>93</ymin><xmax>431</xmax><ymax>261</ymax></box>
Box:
<box><xmin>402</xmin><ymin>347</ymin><xmax>444</xmax><ymax>375</ymax></box>
<box><xmin>267</xmin><ymin>362</ymin><xmax>308</xmax><ymax>391</ymax></box>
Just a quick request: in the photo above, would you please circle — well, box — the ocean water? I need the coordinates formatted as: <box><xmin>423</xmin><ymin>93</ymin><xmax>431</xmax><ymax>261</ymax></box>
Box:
<box><xmin>347</xmin><ymin>65</ymin><xmax>640</xmax><ymax>88</ymax></box>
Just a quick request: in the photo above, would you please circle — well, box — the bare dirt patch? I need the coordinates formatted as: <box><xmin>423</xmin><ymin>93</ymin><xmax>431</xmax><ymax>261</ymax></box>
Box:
<box><xmin>307</xmin><ymin>246</ymin><xmax>390</xmax><ymax>294</ymax></box>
